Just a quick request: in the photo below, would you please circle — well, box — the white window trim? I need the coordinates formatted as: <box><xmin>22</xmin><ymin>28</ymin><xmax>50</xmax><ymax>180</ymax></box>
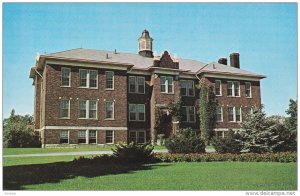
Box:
<box><xmin>245</xmin><ymin>82</ymin><xmax>252</xmax><ymax>98</ymax></box>
<box><xmin>216</xmin><ymin>106</ymin><xmax>223</xmax><ymax>122</ymax></box>
<box><xmin>228</xmin><ymin>107</ymin><xmax>242</xmax><ymax>122</ymax></box>
<box><xmin>60</xmin><ymin>99</ymin><xmax>71</xmax><ymax>119</ymax></box>
<box><xmin>61</xmin><ymin>67</ymin><xmax>71</xmax><ymax>87</ymax></box>
<box><xmin>129</xmin><ymin>130</ymin><xmax>146</xmax><ymax>144</ymax></box>
<box><xmin>160</xmin><ymin>76</ymin><xmax>174</xmax><ymax>94</ymax></box>
<box><xmin>215</xmin><ymin>80</ymin><xmax>222</xmax><ymax>96</ymax></box>
<box><xmin>78</xmin><ymin>100</ymin><xmax>98</xmax><ymax>120</ymax></box>
<box><xmin>180</xmin><ymin>80</ymin><xmax>195</xmax><ymax>97</ymax></box>
<box><xmin>105</xmin><ymin>101</ymin><xmax>115</xmax><ymax>120</ymax></box>
<box><xmin>182</xmin><ymin>106</ymin><xmax>196</xmax><ymax>123</ymax></box>
<box><xmin>227</xmin><ymin>81</ymin><xmax>240</xmax><ymax>97</ymax></box>
<box><xmin>105</xmin><ymin>71</ymin><xmax>114</xmax><ymax>90</ymax></box>
<box><xmin>88</xmin><ymin>130</ymin><xmax>97</xmax><ymax>144</ymax></box>
<box><xmin>105</xmin><ymin>130</ymin><xmax>115</xmax><ymax>144</ymax></box>
<box><xmin>129</xmin><ymin>76</ymin><xmax>145</xmax><ymax>94</ymax></box>
<box><xmin>78</xmin><ymin>69</ymin><xmax>98</xmax><ymax>89</ymax></box>
<box><xmin>129</xmin><ymin>104</ymin><xmax>146</xmax><ymax>122</ymax></box>
<box><xmin>60</xmin><ymin>130</ymin><xmax>69</xmax><ymax>144</ymax></box>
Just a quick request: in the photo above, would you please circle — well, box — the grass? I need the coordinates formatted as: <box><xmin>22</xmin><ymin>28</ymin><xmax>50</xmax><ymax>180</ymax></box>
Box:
<box><xmin>3</xmin><ymin>145</ymin><xmax>167</xmax><ymax>155</ymax></box>
<box><xmin>3</xmin><ymin>155</ymin><xmax>296</xmax><ymax>190</ymax></box>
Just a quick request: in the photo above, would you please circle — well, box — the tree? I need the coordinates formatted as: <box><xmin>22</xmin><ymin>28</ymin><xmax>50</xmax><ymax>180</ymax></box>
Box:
<box><xmin>211</xmin><ymin>130</ymin><xmax>243</xmax><ymax>153</ymax></box>
<box><xmin>236</xmin><ymin>107</ymin><xmax>284</xmax><ymax>153</ymax></box>
<box><xmin>3</xmin><ymin>109</ymin><xmax>40</xmax><ymax>148</ymax></box>
<box><xmin>285</xmin><ymin>99</ymin><xmax>297</xmax><ymax>132</ymax></box>
<box><xmin>199</xmin><ymin>80</ymin><xmax>217</xmax><ymax>143</ymax></box>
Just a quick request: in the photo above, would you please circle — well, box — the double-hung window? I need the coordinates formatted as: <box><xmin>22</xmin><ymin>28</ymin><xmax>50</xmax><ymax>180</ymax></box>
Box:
<box><xmin>78</xmin><ymin>130</ymin><xmax>87</xmax><ymax>144</ymax></box>
<box><xmin>228</xmin><ymin>107</ymin><xmax>242</xmax><ymax>122</ymax></box>
<box><xmin>61</xmin><ymin>67</ymin><xmax>71</xmax><ymax>87</ymax></box>
<box><xmin>105</xmin><ymin>101</ymin><xmax>114</xmax><ymax>119</ymax></box>
<box><xmin>79</xmin><ymin>69</ymin><xmax>98</xmax><ymax>88</ymax></box>
<box><xmin>182</xmin><ymin>106</ymin><xmax>196</xmax><ymax>123</ymax></box>
<box><xmin>129</xmin><ymin>104</ymin><xmax>145</xmax><ymax>121</ymax></box>
<box><xmin>128</xmin><ymin>76</ymin><xmax>145</xmax><ymax>93</ymax></box>
<box><xmin>105</xmin><ymin>71</ymin><xmax>114</xmax><ymax>89</ymax></box>
<box><xmin>216</xmin><ymin>106</ymin><xmax>223</xmax><ymax>122</ymax></box>
<box><xmin>160</xmin><ymin>76</ymin><xmax>173</xmax><ymax>93</ymax></box>
<box><xmin>129</xmin><ymin>131</ymin><xmax>146</xmax><ymax>144</ymax></box>
<box><xmin>105</xmin><ymin>130</ymin><xmax>114</xmax><ymax>144</ymax></box>
<box><xmin>227</xmin><ymin>81</ymin><xmax>240</xmax><ymax>97</ymax></box>
<box><xmin>215</xmin><ymin>80</ymin><xmax>222</xmax><ymax>96</ymax></box>
<box><xmin>78</xmin><ymin>100</ymin><xmax>97</xmax><ymax>119</ymax></box>
<box><xmin>180</xmin><ymin>80</ymin><xmax>194</xmax><ymax>96</ymax></box>
<box><xmin>60</xmin><ymin>130</ymin><xmax>69</xmax><ymax>144</ymax></box>
<box><xmin>60</xmin><ymin>100</ymin><xmax>70</xmax><ymax>118</ymax></box>
<box><xmin>245</xmin><ymin>82</ymin><xmax>252</xmax><ymax>98</ymax></box>
<box><xmin>89</xmin><ymin>130</ymin><xmax>97</xmax><ymax>144</ymax></box>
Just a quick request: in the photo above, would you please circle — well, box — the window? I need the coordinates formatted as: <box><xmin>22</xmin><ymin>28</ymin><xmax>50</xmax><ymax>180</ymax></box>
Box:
<box><xmin>61</xmin><ymin>67</ymin><xmax>71</xmax><ymax>87</ymax></box>
<box><xmin>180</xmin><ymin>80</ymin><xmax>194</xmax><ymax>96</ymax></box>
<box><xmin>105</xmin><ymin>101</ymin><xmax>114</xmax><ymax>119</ymax></box>
<box><xmin>129</xmin><ymin>76</ymin><xmax>145</xmax><ymax>94</ymax></box>
<box><xmin>78</xmin><ymin>130</ymin><xmax>86</xmax><ymax>144</ymax></box>
<box><xmin>228</xmin><ymin>107</ymin><xmax>242</xmax><ymax>122</ymax></box>
<box><xmin>129</xmin><ymin>104</ymin><xmax>145</xmax><ymax>121</ymax></box>
<box><xmin>89</xmin><ymin>101</ymin><xmax>97</xmax><ymax>119</ymax></box>
<box><xmin>129</xmin><ymin>131</ymin><xmax>146</xmax><ymax>144</ymax></box>
<box><xmin>79</xmin><ymin>69</ymin><xmax>98</xmax><ymax>88</ymax></box>
<box><xmin>89</xmin><ymin>130</ymin><xmax>97</xmax><ymax>144</ymax></box>
<box><xmin>215</xmin><ymin>131</ymin><xmax>224</xmax><ymax>138</ymax></box>
<box><xmin>106</xmin><ymin>130</ymin><xmax>114</xmax><ymax>144</ymax></box>
<box><xmin>216</xmin><ymin>106</ymin><xmax>223</xmax><ymax>122</ymax></box>
<box><xmin>60</xmin><ymin>130</ymin><xmax>69</xmax><ymax>144</ymax></box>
<box><xmin>215</xmin><ymin>80</ymin><xmax>222</xmax><ymax>96</ymax></box>
<box><xmin>78</xmin><ymin>100</ymin><xmax>97</xmax><ymax>119</ymax></box>
<box><xmin>105</xmin><ymin>71</ymin><xmax>114</xmax><ymax>89</ymax></box>
<box><xmin>182</xmin><ymin>106</ymin><xmax>196</xmax><ymax>122</ymax></box>
<box><xmin>160</xmin><ymin>76</ymin><xmax>173</xmax><ymax>93</ymax></box>
<box><xmin>245</xmin><ymin>82</ymin><xmax>252</xmax><ymax>97</ymax></box>
<box><xmin>60</xmin><ymin>100</ymin><xmax>70</xmax><ymax>118</ymax></box>
<box><xmin>227</xmin><ymin>81</ymin><xmax>240</xmax><ymax>97</ymax></box>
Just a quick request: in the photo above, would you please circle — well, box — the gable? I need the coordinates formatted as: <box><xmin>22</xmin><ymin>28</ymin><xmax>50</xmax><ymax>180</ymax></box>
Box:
<box><xmin>153</xmin><ymin>51</ymin><xmax>179</xmax><ymax>69</ymax></box>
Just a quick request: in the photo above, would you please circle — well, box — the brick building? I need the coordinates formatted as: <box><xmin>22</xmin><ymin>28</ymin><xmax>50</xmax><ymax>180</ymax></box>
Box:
<box><xmin>29</xmin><ymin>30</ymin><xmax>265</xmax><ymax>147</ymax></box>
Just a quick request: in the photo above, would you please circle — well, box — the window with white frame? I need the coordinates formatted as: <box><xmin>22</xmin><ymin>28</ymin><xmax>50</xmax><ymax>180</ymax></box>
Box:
<box><xmin>78</xmin><ymin>100</ymin><xmax>97</xmax><ymax>119</ymax></box>
<box><xmin>129</xmin><ymin>131</ymin><xmax>146</xmax><ymax>144</ymax></box>
<box><xmin>245</xmin><ymin>82</ymin><xmax>252</xmax><ymax>98</ymax></box>
<box><xmin>160</xmin><ymin>76</ymin><xmax>173</xmax><ymax>93</ymax></box>
<box><xmin>105</xmin><ymin>130</ymin><xmax>114</xmax><ymax>144</ymax></box>
<box><xmin>89</xmin><ymin>130</ymin><xmax>97</xmax><ymax>144</ymax></box>
<box><xmin>105</xmin><ymin>101</ymin><xmax>114</xmax><ymax>119</ymax></box>
<box><xmin>216</xmin><ymin>106</ymin><xmax>223</xmax><ymax>122</ymax></box>
<box><xmin>215</xmin><ymin>80</ymin><xmax>222</xmax><ymax>96</ymax></box>
<box><xmin>60</xmin><ymin>130</ymin><xmax>69</xmax><ymax>144</ymax></box>
<box><xmin>129</xmin><ymin>104</ymin><xmax>145</xmax><ymax>121</ymax></box>
<box><xmin>61</xmin><ymin>67</ymin><xmax>71</xmax><ymax>87</ymax></box>
<box><xmin>105</xmin><ymin>71</ymin><xmax>114</xmax><ymax>89</ymax></box>
<box><xmin>227</xmin><ymin>81</ymin><xmax>240</xmax><ymax>97</ymax></box>
<box><xmin>228</xmin><ymin>107</ymin><xmax>242</xmax><ymax>122</ymax></box>
<box><xmin>182</xmin><ymin>106</ymin><xmax>196</xmax><ymax>122</ymax></box>
<box><xmin>78</xmin><ymin>130</ymin><xmax>86</xmax><ymax>144</ymax></box>
<box><xmin>129</xmin><ymin>76</ymin><xmax>145</xmax><ymax>94</ymax></box>
<box><xmin>79</xmin><ymin>69</ymin><xmax>98</xmax><ymax>88</ymax></box>
<box><xmin>180</xmin><ymin>80</ymin><xmax>194</xmax><ymax>96</ymax></box>
<box><xmin>60</xmin><ymin>100</ymin><xmax>70</xmax><ymax>118</ymax></box>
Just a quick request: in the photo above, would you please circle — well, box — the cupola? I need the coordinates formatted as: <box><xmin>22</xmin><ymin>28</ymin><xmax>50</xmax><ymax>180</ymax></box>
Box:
<box><xmin>138</xmin><ymin>29</ymin><xmax>153</xmax><ymax>58</ymax></box>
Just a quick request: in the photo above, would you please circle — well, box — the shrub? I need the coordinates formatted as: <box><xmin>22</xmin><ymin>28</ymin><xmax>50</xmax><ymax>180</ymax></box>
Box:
<box><xmin>211</xmin><ymin>130</ymin><xmax>243</xmax><ymax>153</ymax></box>
<box><xmin>165</xmin><ymin>128</ymin><xmax>206</xmax><ymax>153</ymax></box>
<box><xmin>112</xmin><ymin>142</ymin><xmax>154</xmax><ymax>163</ymax></box>
<box><xmin>154</xmin><ymin>152</ymin><xmax>296</xmax><ymax>163</ymax></box>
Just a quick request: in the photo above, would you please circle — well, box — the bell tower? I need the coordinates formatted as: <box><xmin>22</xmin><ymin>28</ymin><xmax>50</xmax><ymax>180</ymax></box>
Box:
<box><xmin>138</xmin><ymin>29</ymin><xmax>153</xmax><ymax>58</ymax></box>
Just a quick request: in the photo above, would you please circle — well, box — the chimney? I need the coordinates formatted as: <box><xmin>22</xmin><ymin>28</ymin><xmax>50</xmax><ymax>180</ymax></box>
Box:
<box><xmin>218</xmin><ymin>58</ymin><xmax>227</xmax><ymax>65</ymax></box>
<box><xmin>230</xmin><ymin>52</ymin><xmax>240</xmax><ymax>68</ymax></box>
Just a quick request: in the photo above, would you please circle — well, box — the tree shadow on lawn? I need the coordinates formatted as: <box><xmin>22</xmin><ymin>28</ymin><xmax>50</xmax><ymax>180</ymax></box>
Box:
<box><xmin>3</xmin><ymin>160</ymin><xmax>169</xmax><ymax>190</ymax></box>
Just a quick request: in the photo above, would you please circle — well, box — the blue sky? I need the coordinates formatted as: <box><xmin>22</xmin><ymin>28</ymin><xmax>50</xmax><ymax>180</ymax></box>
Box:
<box><xmin>3</xmin><ymin>3</ymin><xmax>297</xmax><ymax>118</ymax></box>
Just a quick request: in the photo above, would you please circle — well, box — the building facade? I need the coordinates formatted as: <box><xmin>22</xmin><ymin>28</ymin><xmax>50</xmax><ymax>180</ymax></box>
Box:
<box><xmin>29</xmin><ymin>30</ymin><xmax>265</xmax><ymax>147</ymax></box>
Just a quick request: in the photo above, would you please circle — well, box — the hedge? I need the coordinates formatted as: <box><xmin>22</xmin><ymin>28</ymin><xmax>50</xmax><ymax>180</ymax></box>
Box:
<box><xmin>153</xmin><ymin>152</ymin><xmax>297</xmax><ymax>163</ymax></box>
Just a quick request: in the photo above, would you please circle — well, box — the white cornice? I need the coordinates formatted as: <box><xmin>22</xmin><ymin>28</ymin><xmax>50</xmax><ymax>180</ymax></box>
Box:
<box><xmin>41</xmin><ymin>126</ymin><xmax>128</xmax><ymax>131</ymax></box>
<box><xmin>201</xmin><ymin>73</ymin><xmax>262</xmax><ymax>81</ymax></box>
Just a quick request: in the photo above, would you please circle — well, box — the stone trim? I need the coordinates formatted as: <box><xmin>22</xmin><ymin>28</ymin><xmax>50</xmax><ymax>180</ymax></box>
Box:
<box><xmin>41</xmin><ymin>126</ymin><xmax>128</xmax><ymax>131</ymax></box>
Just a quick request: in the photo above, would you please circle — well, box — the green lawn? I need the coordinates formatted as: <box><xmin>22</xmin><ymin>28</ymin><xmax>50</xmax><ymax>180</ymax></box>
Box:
<box><xmin>3</xmin><ymin>145</ymin><xmax>167</xmax><ymax>155</ymax></box>
<box><xmin>3</xmin><ymin>155</ymin><xmax>296</xmax><ymax>190</ymax></box>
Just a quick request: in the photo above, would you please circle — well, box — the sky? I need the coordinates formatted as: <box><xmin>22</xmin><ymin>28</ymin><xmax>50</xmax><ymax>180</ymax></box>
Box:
<box><xmin>2</xmin><ymin>3</ymin><xmax>297</xmax><ymax>118</ymax></box>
